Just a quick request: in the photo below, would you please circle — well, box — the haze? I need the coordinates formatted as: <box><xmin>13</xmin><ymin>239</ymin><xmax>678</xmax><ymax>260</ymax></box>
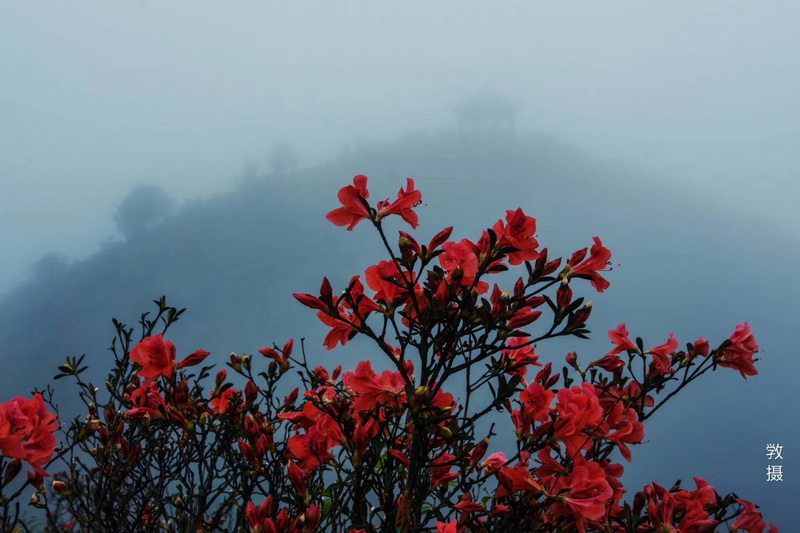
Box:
<box><xmin>1</xmin><ymin>1</ymin><xmax>798</xmax><ymax>529</ymax></box>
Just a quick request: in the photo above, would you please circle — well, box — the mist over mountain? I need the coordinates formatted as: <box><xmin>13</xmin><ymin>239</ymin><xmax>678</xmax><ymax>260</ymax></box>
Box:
<box><xmin>2</xmin><ymin>126</ymin><xmax>797</xmax><ymax>527</ymax></box>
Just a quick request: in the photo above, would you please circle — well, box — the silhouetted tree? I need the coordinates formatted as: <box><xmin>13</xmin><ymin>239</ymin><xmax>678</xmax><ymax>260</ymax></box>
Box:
<box><xmin>270</xmin><ymin>142</ymin><xmax>299</xmax><ymax>176</ymax></box>
<box><xmin>453</xmin><ymin>89</ymin><xmax>519</xmax><ymax>133</ymax></box>
<box><xmin>31</xmin><ymin>253</ymin><xmax>68</xmax><ymax>281</ymax></box>
<box><xmin>113</xmin><ymin>184</ymin><xmax>174</xmax><ymax>239</ymax></box>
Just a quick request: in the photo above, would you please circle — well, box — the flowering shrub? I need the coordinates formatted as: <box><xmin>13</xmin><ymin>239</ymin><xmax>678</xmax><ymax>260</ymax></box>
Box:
<box><xmin>0</xmin><ymin>176</ymin><xmax>778</xmax><ymax>532</ymax></box>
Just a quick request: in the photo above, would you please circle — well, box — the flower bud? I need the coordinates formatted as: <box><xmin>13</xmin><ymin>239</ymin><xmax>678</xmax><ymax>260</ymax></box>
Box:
<box><xmin>3</xmin><ymin>459</ymin><xmax>22</xmax><ymax>485</ymax></box>
<box><xmin>573</xmin><ymin>302</ymin><xmax>593</xmax><ymax>325</ymax></box>
<box><xmin>245</xmin><ymin>380</ymin><xmax>258</xmax><ymax>405</ymax></box>
<box><xmin>556</xmin><ymin>281</ymin><xmax>572</xmax><ymax>310</ymax></box>
<box><xmin>414</xmin><ymin>386</ymin><xmax>432</xmax><ymax>401</ymax></box>
<box><xmin>565</xmin><ymin>352</ymin><xmax>579</xmax><ymax>369</ymax></box>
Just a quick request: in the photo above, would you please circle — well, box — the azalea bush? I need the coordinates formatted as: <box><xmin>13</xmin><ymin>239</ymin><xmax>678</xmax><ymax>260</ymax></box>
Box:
<box><xmin>0</xmin><ymin>175</ymin><xmax>778</xmax><ymax>532</ymax></box>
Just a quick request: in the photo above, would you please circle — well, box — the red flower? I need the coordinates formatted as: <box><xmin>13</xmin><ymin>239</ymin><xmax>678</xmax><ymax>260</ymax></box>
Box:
<box><xmin>278</xmin><ymin>395</ymin><xmax>345</xmax><ymax>446</ymax></box>
<box><xmin>130</xmin><ymin>334</ymin><xmax>176</xmax><ymax>381</ymax></box>
<box><xmin>365</xmin><ymin>259</ymin><xmax>415</xmax><ymax>304</ymax></box>
<box><xmin>326</xmin><ymin>175</ymin><xmax>370</xmax><ymax>231</ymax></box>
<box><xmin>493</xmin><ymin>208</ymin><xmax>539</xmax><ymax>265</ymax></box>
<box><xmin>343</xmin><ymin>361</ymin><xmax>407</xmax><ymax>412</ymax></box>
<box><xmin>376</xmin><ymin>178</ymin><xmax>422</xmax><ymax>228</ymax></box>
<box><xmin>718</xmin><ymin>322</ymin><xmax>759</xmax><ymax>379</ymax></box>
<box><xmin>482</xmin><ymin>452</ymin><xmax>508</xmax><ymax>474</ymax></box>
<box><xmin>692</xmin><ymin>337</ymin><xmax>710</xmax><ymax>358</ymax></box>
<box><xmin>565</xmin><ymin>237</ymin><xmax>612</xmax><ymax>292</ymax></box>
<box><xmin>732</xmin><ymin>499</ymin><xmax>773</xmax><ymax>533</ymax></box>
<box><xmin>648</xmin><ymin>332</ymin><xmax>678</xmax><ymax>374</ymax></box>
<box><xmin>501</xmin><ymin>337</ymin><xmax>541</xmax><ymax>384</ymax></box>
<box><xmin>607</xmin><ymin>323</ymin><xmax>637</xmax><ymax>356</ymax></box>
<box><xmin>600</xmin><ymin>402</ymin><xmax>644</xmax><ymax>462</ymax></box>
<box><xmin>326</xmin><ymin>176</ymin><xmax>422</xmax><ymax>230</ymax></box>
<box><xmin>588</xmin><ymin>354</ymin><xmax>626</xmax><ymax>373</ymax></box>
<box><xmin>439</xmin><ymin>239</ymin><xmax>484</xmax><ymax>290</ymax></box>
<box><xmin>436</xmin><ymin>520</ymin><xmax>458</xmax><ymax>533</ymax></box>
<box><xmin>245</xmin><ymin>496</ymin><xmax>275</xmax><ymax>533</ymax></box>
<box><xmin>313</xmin><ymin>276</ymin><xmax>379</xmax><ymax>350</ymax></box>
<box><xmin>557</xmin><ymin>460</ymin><xmax>614</xmax><ymax>524</ymax></box>
<box><xmin>431</xmin><ymin>453</ymin><xmax>460</xmax><ymax>487</ymax></box>
<box><xmin>285</xmin><ymin>427</ymin><xmax>335</xmax><ymax>471</ymax></box>
<box><xmin>177</xmin><ymin>349</ymin><xmax>211</xmax><ymax>369</ymax></box>
<box><xmin>512</xmin><ymin>382</ymin><xmax>555</xmax><ymax>435</ymax></box>
<box><xmin>496</xmin><ymin>466</ymin><xmax>543</xmax><ymax>497</ymax></box>
<box><xmin>0</xmin><ymin>394</ymin><xmax>58</xmax><ymax>475</ymax></box>
<box><xmin>644</xmin><ymin>482</ymin><xmax>720</xmax><ymax>533</ymax></box>
<box><xmin>258</xmin><ymin>339</ymin><xmax>294</xmax><ymax>373</ymax></box>
<box><xmin>508</xmin><ymin>307</ymin><xmax>542</xmax><ymax>329</ymax></box>
<box><xmin>553</xmin><ymin>383</ymin><xmax>603</xmax><ymax>457</ymax></box>
<box><xmin>126</xmin><ymin>381</ymin><xmax>166</xmax><ymax>419</ymax></box>
<box><xmin>210</xmin><ymin>387</ymin><xmax>238</xmax><ymax>415</ymax></box>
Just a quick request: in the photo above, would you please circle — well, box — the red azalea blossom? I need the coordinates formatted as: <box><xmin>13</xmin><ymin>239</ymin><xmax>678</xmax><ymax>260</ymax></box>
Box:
<box><xmin>431</xmin><ymin>453</ymin><xmax>460</xmax><ymax>487</ymax></box>
<box><xmin>496</xmin><ymin>466</ymin><xmax>543</xmax><ymax>498</ymax></box>
<box><xmin>365</xmin><ymin>259</ymin><xmax>415</xmax><ymax>304</ymax></box>
<box><xmin>130</xmin><ymin>334</ymin><xmax>177</xmax><ymax>381</ymax></box>
<box><xmin>648</xmin><ymin>332</ymin><xmax>678</xmax><ymax>374</ymax></box>
<box><xmin>177</xmin><ymin>349</ymin><xmax>211</xmax><ymax>369</ymax></box>
<box><xmin>565</xmin><ymin>237</ymin><xmax>612</xmax><ymax>292</ymax></box>
<box><xmin>326</xmin><ymin>174</ymin><xmax>370</xmax><ymax>231</ymax></box>
<box><xmin>548</xmin><ymin>458</ymin><xmax>614</xmax><ymax>531</ymax></box>
<box><xmin>343</xmin><ymin>361</ymin><xmax>408</xmax><ymax>412</ymax></box>
<box><xmin>126</xmin><ymin>381</ymin><xmax>166</xmax><ymax>419</ymax></box>
<box><xmin>210</xmin><ymin>387</ymin><xmax>238</xmax><ymax>415</ymax></box>
<box><xmin>258</xmin><ymin>339</ymin><xmax>294</xmax><ymax>373</ymax></box>
<box><xmin>553</xmin><ymin>383</ymin><xmax>603</xmax><ymax>457</ymax></box>
<box><xmin>692</xmin><ymin>336</ymin><xmax>710</xmax><ymax>358</ymax></box>
<box><xmin>512</xmin><ymin>382</ymin><xmax>555</xmax><ymax>436</ymax></box>
<box><xmin>607</xmin><ymin>323</ymin><xmax>638</xmax><ymax>356</ymax></box>
<box><xmin>492</xmin><ymin>208</ymin><xmax>539</xmax><ymax>265</ymax></box>
<box><xmin>732</xmin><ymin>499</ymin><xmax>772</xmax><ymax>533</ymax></box>
<box><xmin>279</xmin><ymin>395</ymin><xmax>346</xmax><ymax>446</ymax></box>
<box><xmin>286</xmin><ymin>427</ymin><xmax>336</xmax><ymax>471</ymax></box>
<box><xmin>376</xmin><ymin>178</ymin><xmax>422</xmax><ymax>228</ymax></box>
<box><xmin>0</xmin><ymin>394</ymin><xmax>58</xmax><ymax>475</ymax></box>
<box><xmin>644</xmin><ymin>481</ymin><xmax>721</xmax><ymax>533</ymax></box>
<box><xmin>589</xmin><ymin>353</ymin><xmax>626</xmax><ymax>373</ymax></box>
<box><xmin>492</xmin><ymin>208</ymin><xmax>540</xmax><ymax>265</ymax></box>
<box><xmin>501</xmin><ymin>336</ymin><xmax>541</xmax><ymax>383</ymax></box>
<box><xmin>439</xmin><ymin>239</ymin><xmax>489</xmax><ymax>294</ymax></box>
<box><xmin>326</xmin><ymin>175</ymin><xmax>422</xmax><ymax>230</ymax></box>
<box><xmin>507</xmin><ymin>307</ymin><xmax>542</xmax><ymax>329</ymax></box>
<box><xmin>439</xmin><ymin>239</ymin><xmax>480</xmax><ymax>288</ymax></box>
<box><xmin>600</xmin><ymin>402</ymin><xmax>644</xmax><ymax>462</ymax></box>
<box><xmin>436</xmin><ymin>520</ymin><xmax>458</xmax><ymax>533</ymax></box>
<box><xmin>718</xmin><ymin>322</ymin><xmax>759</xmax><ymax>379</ymax></box>
<box><xmin>313</xmin><ymin>276</ymin><xmax>380</xmax><ymax>350</ymax></box>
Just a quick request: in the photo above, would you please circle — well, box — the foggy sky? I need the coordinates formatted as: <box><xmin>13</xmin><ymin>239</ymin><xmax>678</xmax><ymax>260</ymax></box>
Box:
<box><xmin>1</xmin><ymin>1</ymin><xmax>799</xmax><ymax>529</ymax></box>
<box><xmin>2</xmin><ymin>0</ymin><xmax>798</xmax><ymax>295</ymax></box>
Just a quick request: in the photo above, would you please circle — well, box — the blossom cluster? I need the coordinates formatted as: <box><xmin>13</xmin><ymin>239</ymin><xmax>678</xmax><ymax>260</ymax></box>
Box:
<box><xmin>0</xmin><ymin>175</ymin><xmax>776</xmax><ymax>532</ymax></box>
<box><xmin>0</xmin><ymin>394</ymin><xmax>58</xmax><ymax>478</ymax></box>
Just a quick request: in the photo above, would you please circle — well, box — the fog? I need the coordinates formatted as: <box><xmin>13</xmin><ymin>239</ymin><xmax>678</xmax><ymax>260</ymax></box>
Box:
<box><xmin>1</xmin><ymin>1</ymin><xmax>798</xmax><ymax>529</ymax></box>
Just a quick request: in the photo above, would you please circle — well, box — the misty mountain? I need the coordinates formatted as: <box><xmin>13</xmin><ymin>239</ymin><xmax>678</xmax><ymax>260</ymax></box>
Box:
<box><xmin>1</xmin><ymin>128</ymin><xmax>797</xmax><ymax>528</ymax></box>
